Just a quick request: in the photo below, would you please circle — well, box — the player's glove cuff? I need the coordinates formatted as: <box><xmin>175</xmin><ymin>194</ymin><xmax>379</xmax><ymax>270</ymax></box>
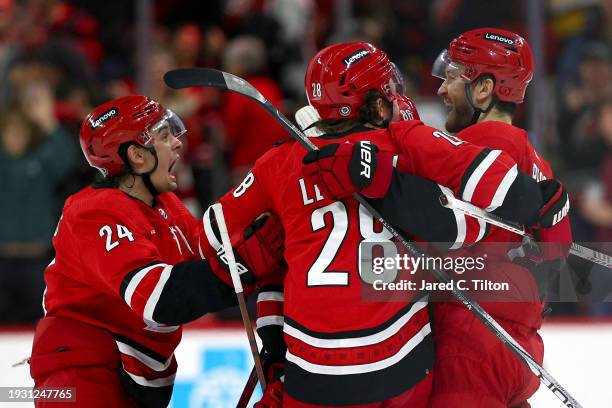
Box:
<box><xmin>302</xmin><ymin>141</ymin><xmax>393</xmax><ymax>200</ymax></box>
<box><xmin>536</xmin><ymin>179</ymin><xmax>570</xmax><ymax>228</ymax></box>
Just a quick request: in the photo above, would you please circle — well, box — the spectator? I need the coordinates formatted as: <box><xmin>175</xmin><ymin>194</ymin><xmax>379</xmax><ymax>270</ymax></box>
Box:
<box><xmin>579</xmin><ymin>99</ymin><xmax>612</xmax><ymax>314</ymax></box>
<box><xmin>580</xmin><ymin>99</ymin><xmax>612</xmax><ymax>242</ymax></box>
<box><xmin>0</xmin><ymin>82</ymin><xmax>76</xmax><ymax>323</ymax></box>
<box><xmin>220</xmin><ymin>35</ymin><xmax>286</xmax><ymax>183</ymax></box>
<box><xmin>558</xmin><ymin>42</ymin><xmax>612</xmax><ymax>171</ymax></box>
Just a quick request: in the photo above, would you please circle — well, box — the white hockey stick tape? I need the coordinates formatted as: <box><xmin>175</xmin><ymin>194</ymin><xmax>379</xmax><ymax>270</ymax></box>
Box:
<box><xmin>211</xmin><ymin>203</ymin><xmax>244</xmax><ymax>294</ymax></box>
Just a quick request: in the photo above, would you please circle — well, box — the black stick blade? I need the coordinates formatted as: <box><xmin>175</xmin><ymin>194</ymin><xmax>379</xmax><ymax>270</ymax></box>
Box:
<box><xmin>163</xmin><ymin>68</ymin><xmax>267</xmax><ymax>105</ymax></box>
<box><xmin>164</xmin><ymin>68</ymin><xmax>227</xmax><ymax>90</ymax></box>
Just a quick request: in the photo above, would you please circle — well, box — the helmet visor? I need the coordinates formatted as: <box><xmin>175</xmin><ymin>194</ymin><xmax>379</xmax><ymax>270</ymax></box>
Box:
<box><xmin>389</xmin><ymin>62</ymin><xmax>406</xmax><ymax>96</ymax></box>
<box><xmin>432</xmin><ymin>50</ymin><xmax>468</xmax><ymax>82</ymax></box>
<box><xmin>143</xmin><ymin>109</ymin><xmax>187</xmax><ymax>145</ymax></box>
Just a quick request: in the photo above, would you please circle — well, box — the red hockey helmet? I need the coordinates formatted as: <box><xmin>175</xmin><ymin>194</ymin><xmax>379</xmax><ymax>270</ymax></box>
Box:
<box><xmin>79</xmin><ymin>95</ymin><xmax>186</xmax><ymax>177</ymax></box>
<box><xmin>432</xmin><ymin>28</ymin><xmax>534</xmax><ymax>103</ymax></box>
<box><xmin>305</xmin><ymin>42</ymin><xmax>404</xmax><ymax>120</ymax></box>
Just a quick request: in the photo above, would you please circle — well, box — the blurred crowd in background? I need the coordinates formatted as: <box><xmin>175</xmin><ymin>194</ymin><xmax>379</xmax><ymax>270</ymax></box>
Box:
<box><xmin>1</xmin><ymin>0</ymin><xmax>612</xmax><ymax>323</ymax></box>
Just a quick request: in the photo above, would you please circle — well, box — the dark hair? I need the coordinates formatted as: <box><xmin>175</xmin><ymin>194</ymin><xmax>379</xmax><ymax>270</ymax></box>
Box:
<box><xmin>473</xmin><ymin>74</ymin><xmax>518</xmax><ymax>116</ymax></box>
<box><xmin>92</xmin><ymin>142</ymin><xmax>136</xmax><ymax>188</ymax></box>
<box><xmin>313</xmin><ymin>90</ymin><xmax>392</xmax><ymax>134</ymax></box>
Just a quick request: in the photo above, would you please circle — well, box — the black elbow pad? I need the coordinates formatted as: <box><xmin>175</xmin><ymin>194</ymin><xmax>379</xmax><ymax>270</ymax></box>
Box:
<box><xmin>152</xmin><ymin>260</ymin><xmax>237</xmax><ymax>326</ymax></box>
<box><xmin>369</xmin><ymin>172</ymin><xmax>461</xmax><ymax>243</ymax></box>
<box><xmin>492</xmin><ymin>169</ymin><xmax>543</xmax><ymax>225</ymax></box>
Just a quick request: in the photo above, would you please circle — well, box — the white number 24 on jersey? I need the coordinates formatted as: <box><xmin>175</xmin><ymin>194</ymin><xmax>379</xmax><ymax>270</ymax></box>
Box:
<box><xmin>99</xmin><ymin>224</ymin><xmax>135</xmax><ymax>252</ymax></box>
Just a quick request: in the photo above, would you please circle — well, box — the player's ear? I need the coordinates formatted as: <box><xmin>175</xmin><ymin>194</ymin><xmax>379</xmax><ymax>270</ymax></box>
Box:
<box><xmin>473</xmin><ymin>77</ymin><xmax>495</xmax><ymax>107</ymax></box>
<box><xmin>125</xmin><ymin>144</ymin><xmax>146</xmax><ymax>169</ymax></box>
<box><xmin>376</xmin><ymin>97</ymin><xmax>391</xmax><ymax>123</ymax></box>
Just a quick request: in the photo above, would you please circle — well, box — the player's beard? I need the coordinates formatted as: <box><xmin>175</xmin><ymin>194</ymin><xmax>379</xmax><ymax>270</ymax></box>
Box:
<box><xmin>445</xmin><ymin>96</ymin><xmax>474</xmax><ymax>133</ymax></box>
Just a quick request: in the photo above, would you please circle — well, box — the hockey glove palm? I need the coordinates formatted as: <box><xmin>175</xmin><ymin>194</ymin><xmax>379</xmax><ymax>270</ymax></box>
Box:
<box><xmin>255</xmin><ymin>377</ymin><xmax>283</xmax><ymax>408</ymax></box>
<box><xmin>302</xmin><ymin>141</ymin><xmax>394</xmax><ymax>200</ymax></box>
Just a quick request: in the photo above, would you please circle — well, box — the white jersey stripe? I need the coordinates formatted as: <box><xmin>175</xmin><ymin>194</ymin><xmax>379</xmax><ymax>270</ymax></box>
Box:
<box><xmin>438</xmin><ymin>185</ymin><xmax>466</xmax><ymax>250</ymax></box>
<box><xmin>174</xmin><ymin>225</ymin><xmax>194</xmax><ymax>255</ymax></box>
<box><xmin>123</xmin><ymin>369</ymin><xmax>176</xmax><ymax>387</ymax></box>
<box><xmin>41</xmin><ymin>286</ymin><xmax>47</xmax><ymax>316</ymax></box>
<box><xmin>117</xmin><ymin>341</ymin><xmax>173</xmax><ymax>372</ymax></box>
<box><xmin>197</xmin><ymin>236</ymin><xmax>205</xmax><ymax>260</ymax></box>
<box><xmin>284</xmin><ymin>300</ymin><xmax>428</xmax><ymax>349</ymax></box>
<box><xmin>203</xmin><ymin>207</ymin><xmax>222</xmax><ymax>250</ymax></box>
<box><xmin>124</xmin><ymin>263</ymin><xmax>167</xmax><ymax>307</ymax></box>
<box><xmin>286</xmin><ymin>323</ymin><xmax>431</xmax><ymax>375</ymax></box>
<box><xmin>257</xmin><ymin>291</ymin><xmax>284</xmax><ymax>302</ymax></box>
<box><xmin>475</xmin><ymin>219</ymin><xmax>487</xmax><ymax>243</ymax></box>
<box><xmin>462</xmin><ymin>150</ymin><xmax>502</xmax><ymax>202</ymax></box>
<box><xmin>486</xmin><ymin>164</ymin><xmax>518</xmax><ymax>212</ymax></box>
<box><xmin>143</xmin><ymin>265</ymin><xmax>173</xmax><ymax>323</ymax></box>
<box><xmin>257</xmin><ymin>316</ymin><xmax>284</xmax><ymax>328</ymax></box>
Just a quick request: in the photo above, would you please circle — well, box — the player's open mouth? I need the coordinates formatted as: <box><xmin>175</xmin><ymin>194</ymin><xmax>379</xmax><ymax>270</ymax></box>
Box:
<box><xmin>169</xmin><ymin>158</ymin><xmax>178</xmax><ymax>172</ymax></box>
<box><xmin>169</xmin><ymin>158</ymin><xmax>178</xmax><ymax>181</ymax></box>
<box><xmin>443</xmin><ymin>99</ymin><xmax>453</xmax><ymax>110</ymax></box>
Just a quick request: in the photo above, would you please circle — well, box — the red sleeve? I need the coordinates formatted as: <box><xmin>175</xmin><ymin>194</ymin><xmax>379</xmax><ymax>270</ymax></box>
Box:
<box><xmin>435</xmin><ymin>185</ymin><xmax>489</xmax><ymax>248</ymax></box>
<box><xmin>199</xmin><ymin>158</ymin><xmax>278</xmax><ymax>287</ymax></box>
<box><xmin>203</xmin><ymin>163</ymin><xmax>275</xmax><ymax>243</ymax></box>
<box><xmin>72</xmin><ymin>209</ymin><xmax>179</xmax><ymax>331</ymax></box>
<box><xmin>159</xmin><ymin>192</ymin><xmax>206</xmax><ymax>261</ymax></box>
<box><xmin>391</xmin><ymin>120</ymin><xmax>519</xmax><ymax>212</ymax></box>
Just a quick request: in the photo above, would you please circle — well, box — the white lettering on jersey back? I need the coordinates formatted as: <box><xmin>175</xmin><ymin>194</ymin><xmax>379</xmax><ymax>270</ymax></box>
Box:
<box><xmin>234</xmin><ymin>172</ymin><xmax>255</xmax><ymax>197</ymax></box>
<box><xmin>300</xmin><ymin>178</ymin><xmax>324</xmax><ymax>206</ymax></box>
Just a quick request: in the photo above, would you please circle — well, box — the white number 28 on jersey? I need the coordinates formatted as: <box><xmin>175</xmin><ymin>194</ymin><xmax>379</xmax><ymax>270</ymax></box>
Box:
<box><xmin>306</xmin><ymin>203</ymin><xmax>397</xmax><ymax>286</ymax></box>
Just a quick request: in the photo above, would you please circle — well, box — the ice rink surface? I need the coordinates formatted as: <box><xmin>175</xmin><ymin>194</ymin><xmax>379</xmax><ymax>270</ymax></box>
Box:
<box><xmin>1</xmin><ymin>320</ymin><xmax>611</xmax><ymax>407</ymax></box>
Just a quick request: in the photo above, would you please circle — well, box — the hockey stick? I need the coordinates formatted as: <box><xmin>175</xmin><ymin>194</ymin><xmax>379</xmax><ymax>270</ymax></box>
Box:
<box><xmin>210</xmin><ymin>203</ymin><xmax>267</xmax><ymax>403</ymax></box>
<box><xmin>166</xmin><ymin>68</ymin><xmax>582</xmax><ymax>408</ymax></box>
<box><xmin>440</xmin><ymin>193</ymin><xmax>612</xmax><ymax>270</ymax></box>
<box><xmin>236</xmin><ymin>365</ymin><xmax>258</xmax><ymax>408</ymax></box>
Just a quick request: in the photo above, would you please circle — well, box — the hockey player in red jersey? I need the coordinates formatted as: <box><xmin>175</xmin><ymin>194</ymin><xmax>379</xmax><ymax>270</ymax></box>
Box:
<box><xmin>425</xmin><ymin>28</ymin><xmax>573</xmax><ymax>407</ymax></box>
<box><xmin>207</xmin><ymin>42</ymin><xmax>567</xmax><ymax>407</ymax></box>
<box><xmin>28</xmin><ymin>96</ymin><xmax>285</xmax><ymax>408</ymax></box>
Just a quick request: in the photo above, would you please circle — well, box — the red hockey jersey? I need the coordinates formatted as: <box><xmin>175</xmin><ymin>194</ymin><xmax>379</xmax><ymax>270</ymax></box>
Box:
<box><xmin>210</xmin><ymin>120</ymin><xmax>523</xmax><ymax>405</ymax></box>
<box><xmin>458</xmin><ymin>121</ymin><xmax>553</xmax><ymax>240</ymax></box>
<box><xmin>41</xmin><ymin>186</ymin><xmax>205</xmax><ymax>404</ymax></box>
<box><xmin>453</xmin><ymin>121</ymin><xmax>556</xmax><ymax>327</ymax></box>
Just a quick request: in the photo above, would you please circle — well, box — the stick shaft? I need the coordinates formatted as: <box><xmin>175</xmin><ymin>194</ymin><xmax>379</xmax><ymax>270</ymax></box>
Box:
<box><xmin>236</xmin><ymin>366</ymin><xmax>258</xmax><ymax>408</ymax></box>
<box><xmin>211</xmin><ymin>204</ymin><xmax>267</xmax><ymax>390</ymax></box>
<box><xmin>440</xmin><ymin>193</ymin><xmax>612</xmax><ymax>269</ymax></box>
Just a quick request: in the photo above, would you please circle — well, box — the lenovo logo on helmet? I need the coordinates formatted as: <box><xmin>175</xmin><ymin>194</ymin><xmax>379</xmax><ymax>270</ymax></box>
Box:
<box><xmin>484</xmin><ymin>32</ymin><xmax>515</xmax><ymax>46</ymax></box>
<box><xmin>343</xmin><ymin>48</ymin><xmax>370</xmax><ymax>67</ymax></box>
<box><xmin>89</xmin><ymin>108</ymin><xmax>118</xmax><ymax>129</ymax></box>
